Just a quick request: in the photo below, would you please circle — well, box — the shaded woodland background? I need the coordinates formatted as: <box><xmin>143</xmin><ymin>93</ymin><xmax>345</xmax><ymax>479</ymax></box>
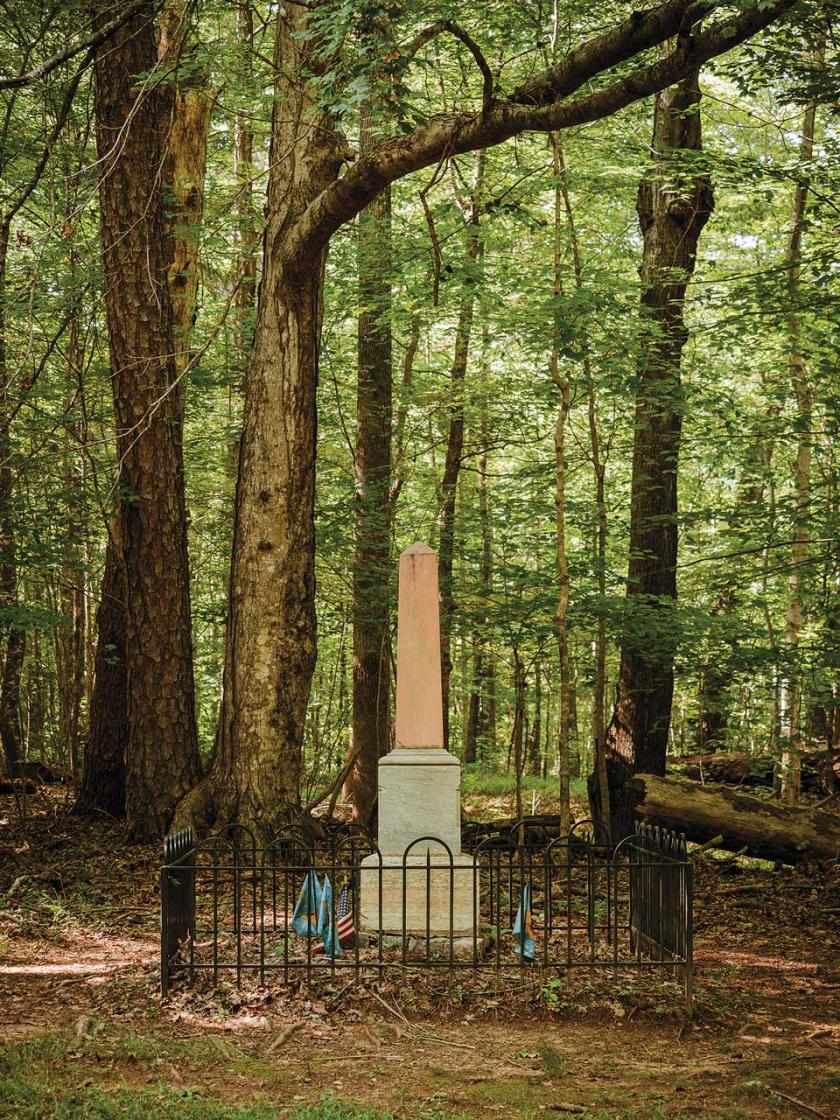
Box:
<box><xmin>0</xmin><ymin>0</ymin><xmax>837</xmax><ymax>842</ymax></box>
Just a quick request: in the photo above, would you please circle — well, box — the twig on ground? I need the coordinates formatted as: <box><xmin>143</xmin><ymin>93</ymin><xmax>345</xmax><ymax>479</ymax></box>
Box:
<box><xmin>763</xmin><ymin>1085</ymin><xmax>837</xmax><ymax>1120</ymax></box>
<box><xmin>369</xmin><ymin>988</ymin><xmax>411</xmax><ymax>1026</ymax></box>
<box><xmin>265</xmin><ymin>1021</ymin><xmax>303</xmax><ymax>1054</ymax></box>
<box><xmin>694</xmin><ymin>835</ymin><xmax>724</xmax><ymax>855</ymax></box>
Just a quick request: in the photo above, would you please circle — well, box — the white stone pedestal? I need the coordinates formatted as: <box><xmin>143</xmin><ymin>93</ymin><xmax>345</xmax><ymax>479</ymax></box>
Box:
<box><xmin>361</xmin><ymin>746</ymin><xmax>477</xmax><ymax>935</ymax></box>
<box><xmin>377</xmin><ymin>747</ymin><xmax>461</xmax><ymax>855</ymax></box>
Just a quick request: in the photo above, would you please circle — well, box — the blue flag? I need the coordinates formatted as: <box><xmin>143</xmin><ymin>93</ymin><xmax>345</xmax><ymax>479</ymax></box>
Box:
<box><xmin>291</xmin><ymin>871</ymin><xmax>322</xmax><ymax>936</ymax></box>
<box><xmin>315</xmin><ymin>875</ymin><xmax>342</xmax><ymax>959</ymax></box>
<box><xmin>512</xmin><ymin>883</ymin><xmax>536</xmax><ymax>961</ymax></box>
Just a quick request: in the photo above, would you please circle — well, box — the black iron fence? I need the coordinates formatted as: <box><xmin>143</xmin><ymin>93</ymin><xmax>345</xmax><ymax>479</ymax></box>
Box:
<box><xmin>160</xmin><ymin>820</ymin><xmax>692</xmax><ymax>1008</ymax></box>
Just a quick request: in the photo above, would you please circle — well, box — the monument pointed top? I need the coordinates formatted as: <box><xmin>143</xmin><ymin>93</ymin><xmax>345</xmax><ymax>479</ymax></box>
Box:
<box><xmin>402</xmin><ymin>541</ymin><xmax>435</xmax><ymax>557</ymax></box>
<box><xmin>395</xmin><ymin>541</ymin><xmax>443</xmax><ymax>749</ymax></box>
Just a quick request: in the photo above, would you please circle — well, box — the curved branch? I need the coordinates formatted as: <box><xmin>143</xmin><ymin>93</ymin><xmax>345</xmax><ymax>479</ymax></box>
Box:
<box><xmin>288</xmin><ymin>0</ymin><xmax>796</xmax><ymax>265</ymax></box>
<box><xmin>403</xmin><ymin>19</ymin><xmax>493</xmax><ymax>112</ymax></box>
<box><xmin>0</xmin><ymin>1</ymin><xmax>147</xmax><ymax>91</ymax></box>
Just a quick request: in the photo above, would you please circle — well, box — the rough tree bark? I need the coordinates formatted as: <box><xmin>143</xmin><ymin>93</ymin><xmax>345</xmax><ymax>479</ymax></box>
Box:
<box><xmin>91</xmin><ymin>0</ymin><xmax>201</xmax><ymax>839</ymax></box>
<box><xmin>81</xmin><ymin>0</ymin><xmax>210</xmax><ymax>825</ymax></box>
<box><xmin>590</xmin><ymin>69</ymin><xmax>713</xmax><ymax>842</ymax></box>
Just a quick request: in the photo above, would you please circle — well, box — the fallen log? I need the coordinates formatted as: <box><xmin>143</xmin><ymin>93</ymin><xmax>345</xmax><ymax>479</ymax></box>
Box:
<box><xmin>629</xmin><ymin>772</ymin><xmax>840</xmax><ymax>864</ymax></box>
<box><xmin>670</xmin><ymin>751</ymin><xmax>825</xmax><ymax>792</ymax></box>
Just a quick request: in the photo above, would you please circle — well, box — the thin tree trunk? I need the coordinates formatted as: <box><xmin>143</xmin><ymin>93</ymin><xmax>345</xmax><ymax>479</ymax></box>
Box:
<box><xmin>549</xmin><ymin>132</ymin><xmax>573</xmax><ymax>837</ymax></box>
<box><xmin>58</xmin><ymin>301</ymin><xmax>86</xmax><ymax>783</ymax></box>
<box><xmin>697</xmin><ymin>591</ymin><xmax>734</xmax><ymax>752</ymax></box>
<box><xmin>0</xmin><ymin>221</ymin><xmax>23</xmax><ymax>778</ymax></box>
<box><xmin>780</xmin><ymin>96</ymin><xmax>818</xmax><ymax>803</ymax></box>
<box><xmin>91</xmin><ymin>1</ymin><xmax>201</xmax><ymax>839</ymax></box>
<box><xmin>439</xmin><ymin>150</ymin><xmax>485</xmax><ymax>752</ymax></box>
<box><xmin>465</xmin><ymin>372</ymin><xmax>495</xmax><ymax>766</ymax></box>
<box><xmin>75</xmin><ymin>531</ymin><xmax>127</xmax><ymax>817</ymax></box>
<box><xmin>346</xmin><ymin>102</ymin><xmax>392</xmax><ymax>824</ymax></box>
<box><xmin>552</xmin><ymin>131</ymin><xmax>610</xmax><ymax>835</ymax></box>
<box><xmin>512</xmin><ymin>649</ymin><xmax>526</xmax><ymax>822</ymax></box>
<box><xmin>158</xmin><ymin>0</ymin><xmax>213</xmax><ymax>424</ymax></box>
<box><xmin>591</xmin><ymin>70</ymin><xmax>713</xmax><ymax>842</ymax></box>
<box><xmin>528</xmin><ymin>665</ymin><xmax>543</xmax><ymax>777</ymax></box>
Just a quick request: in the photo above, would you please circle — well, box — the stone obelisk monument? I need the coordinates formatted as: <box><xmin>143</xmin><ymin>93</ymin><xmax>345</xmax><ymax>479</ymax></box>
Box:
<box><xmin>359</xmin><ymin>543</ymin><xmax>476</xmax><ymax>935</ymax></box>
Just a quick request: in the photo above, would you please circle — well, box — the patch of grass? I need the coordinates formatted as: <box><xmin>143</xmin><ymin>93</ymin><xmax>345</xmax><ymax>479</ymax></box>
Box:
<box><xmin>290</xmin><ymin>1096</ymin><xmax>387</xmax><ymax>1119</ymax></box>
<box><xmin>0</xmin><ymin>1036</ymin><xmax>465</xmax><ymax>1120</ymax></box>
<box><xmin>461</xmin><ymin>767</ymin><xmax>587</xmax><ymax>801</ymax></box>
<box><xmin>537</xmin><ymin>1041</ymin><xmax>567</xmax><ymax>1078</ymax></box>
<box><xmin>0</xmin><ymin>1080</ymin><xmax>279</xmax><ymax>1119</ymax></box>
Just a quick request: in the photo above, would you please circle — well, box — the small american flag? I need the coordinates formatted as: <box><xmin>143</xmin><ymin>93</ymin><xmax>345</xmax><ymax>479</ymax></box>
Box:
<box><xmin>312</xmin><ymin>882</ymin><xmax>355</xmax><ymax>957</ymax></box>
<box><xmin>335</xmin><ymin>883</ymin><xmax>355</xmax><ymax>946</ymax></box>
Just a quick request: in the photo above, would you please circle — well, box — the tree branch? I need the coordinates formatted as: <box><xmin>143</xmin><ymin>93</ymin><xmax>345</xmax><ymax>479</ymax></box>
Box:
<box><xmin>288</xmin><ymin>0</ymin><xmax>796</xmax><ymax>264</ymax></box>
<box><xmin>0</xmin><ymin>1</ymin><xmax>148</xmax><ymax>90</ymax></box>
<box><xmin>403</xmin><ymin>19</ymin><xmax>493</xmax><ymax>112</ymax></box>
<box><xmin>2</xmin><ymin>53</ymin><xmax>90</xmax><ymax>226</ymax></box>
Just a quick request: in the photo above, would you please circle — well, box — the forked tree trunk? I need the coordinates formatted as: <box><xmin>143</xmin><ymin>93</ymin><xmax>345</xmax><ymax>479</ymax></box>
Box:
<box><xmin>177</xmin><ymin>2</ymin><xmax>349</xmax><ymax>838</ymax></box>
<box><xmin>91</xmin><ymin>1</ymin><xmax>201</xmax><ymax>839</ymax></box>
<box><xmin>590</xmin><ymin>70</ymin><xmax>713</xmax><ymax>842</ymax></box>
<box><xmin>346</xmin><ymin>106</ymin><xmax>393</xmax><ymax>825</ymax></box>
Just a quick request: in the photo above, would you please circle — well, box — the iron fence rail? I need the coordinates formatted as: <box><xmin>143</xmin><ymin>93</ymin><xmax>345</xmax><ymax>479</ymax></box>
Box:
<box><xmin>160</xmin><ymin>820</ymin><xmax>692</xmax><ymax>1008</ymax></box>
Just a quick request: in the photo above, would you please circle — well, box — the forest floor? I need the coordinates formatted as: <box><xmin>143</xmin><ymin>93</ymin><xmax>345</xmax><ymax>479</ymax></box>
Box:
<box><xmin>0</xmin><ymin>785</ymin><xmax>838</xmax><ymax>1120</ymax></box>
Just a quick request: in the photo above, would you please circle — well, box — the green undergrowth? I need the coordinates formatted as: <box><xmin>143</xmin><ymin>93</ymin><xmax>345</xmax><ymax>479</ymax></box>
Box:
<box><xmin>0</xmin><ymin>1033</ymin><xmax>446</xmax><ymax>1120</ymax></box>
<box><xmin>461</xmin><ymin>767</ymin><xmax>587</xmax><ymax>803</ymax></box>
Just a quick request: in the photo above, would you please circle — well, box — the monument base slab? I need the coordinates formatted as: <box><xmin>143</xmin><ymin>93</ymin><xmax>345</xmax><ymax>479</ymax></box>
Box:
<box><xmin>359</xmin><ymin>852</ymin><xmax>478</xmax><ymax>936</ymax></box>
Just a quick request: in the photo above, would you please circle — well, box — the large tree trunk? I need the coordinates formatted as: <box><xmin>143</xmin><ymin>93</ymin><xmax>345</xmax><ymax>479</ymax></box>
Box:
<box><xmin>346</xmin><ymin>105</ymin><xmax>393</xmax><ymax>825</ymax></box>
<box><xmin>630</xmin><ymin>772</ymin><xmax>840</xmax><ymax>864</ymax></box>
<box><xmin>590</xmin><ymin>70</ymin><xmax>713</xmax><ymax>842</ymax></box>
<box><xmin>177</xmin><ymin>2</ymin><xmax>349</xmax><ymax>839</ymax></box>
<box><xmin>439</xmin><ymin>150</ymin><xmax>485</xmax><ymax>752</ymax></box>
<box><xmin>92</xmin><ymin>1</ymin><xmax>201</xmax><ymax>840</ymax></box>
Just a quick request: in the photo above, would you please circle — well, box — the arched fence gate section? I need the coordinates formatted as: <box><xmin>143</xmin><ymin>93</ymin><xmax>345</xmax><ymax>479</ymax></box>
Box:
<box><xmin>160</xmin><ymin>819</ymin><xmax>693</xmax><ymax>1009</ymax></box>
